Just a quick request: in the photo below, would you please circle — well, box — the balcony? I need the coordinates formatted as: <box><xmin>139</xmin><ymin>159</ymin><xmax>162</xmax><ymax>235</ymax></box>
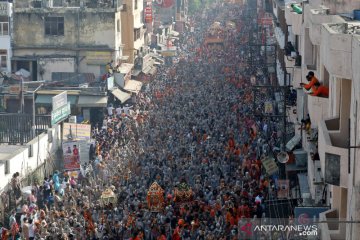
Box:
<box><xmin>285</xmin><ymin>3</ymin><xmax>302</xmax><ymax>35</ymax></box>
<box><xmin>321</xmin><ymin>23</ymin><xmax>355</xmax><ymax>79</ymax></box>
<box><xmin>305</xmin><ymin>5</ymin><xmax>344</xmax><ymax>45</ymax></box>
<box><xmin>307</xmin><ymin>94</ymin><xmax>329</xmax><ymax>128</ymax></box>
<box><xmin>319</xmin><ymin>210</ymin><xmax>346</xmax><ymax>240</ymax></box>
<box><xmin>318</xmin><ymin>118</ymin><xmax>348</xmax><ymax>188</ymax></box>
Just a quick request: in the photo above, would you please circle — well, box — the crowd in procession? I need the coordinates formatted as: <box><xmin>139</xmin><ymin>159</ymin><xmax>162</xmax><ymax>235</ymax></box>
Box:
<box><xmin>1</xmin><ymin>2</ymin><xmax>290</xmax><ymax>240</ymax></box>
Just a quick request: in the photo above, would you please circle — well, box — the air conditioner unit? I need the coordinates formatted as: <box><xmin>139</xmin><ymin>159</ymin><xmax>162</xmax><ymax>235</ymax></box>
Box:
<box><xmin>293</xmin><ymin>149</ymin><xmax>307</xmax><ymax>167</ymax></box>
<box><xmin>69</xmin><ymin>116</ymin><xmax>77</xmax><ymax>123</ymax></box>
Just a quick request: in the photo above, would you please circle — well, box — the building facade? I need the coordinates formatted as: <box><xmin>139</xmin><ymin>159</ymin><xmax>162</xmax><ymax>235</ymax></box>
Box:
<box><xmin>0</xmin><ymin>0</ymin><xmax>12</xmax><ymax>75</ymax></box>
<box><xmin>277</xmin><ymin>0</ymin><xmax>360</xmax><ymax>239</ymax></box>
<box><xmin>121</xmin><ymin>0</ymin><xmax>145</xmax><ymax>64</ymax></box>
<box><xmin>12</xmin><ymin>0</ymin><xmax>124</xmax><ymax>81</ymax></box>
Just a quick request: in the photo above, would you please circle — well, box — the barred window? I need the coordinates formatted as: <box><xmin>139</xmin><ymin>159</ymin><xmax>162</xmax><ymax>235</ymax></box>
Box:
<box><xmin>44</xmin><ymin>17</ymin><xmax>64</xmax><ymax>36</ymax></box>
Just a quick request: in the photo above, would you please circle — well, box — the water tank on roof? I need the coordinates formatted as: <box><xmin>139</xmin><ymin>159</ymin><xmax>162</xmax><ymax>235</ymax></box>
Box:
<box><xmin>354</xmin><ymin>10</ymin><xmax>360</xmax><ymax>21</ymax></box>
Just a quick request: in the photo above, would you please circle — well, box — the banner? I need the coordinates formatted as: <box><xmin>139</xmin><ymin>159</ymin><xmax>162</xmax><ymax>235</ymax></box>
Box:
<box><xmin>63</xmin><ymin>141</ymin><xmax>80</xmax><ymax>170</ymax></box>
<box><xmin>63</xmin><ymin>123</ymin><xmax>91</xmax><ymax>141</ymax></box>
<box><xmin>144</xmin><ymin>6</ymin><xmax>153</xmax><ymax>23</ymax></box>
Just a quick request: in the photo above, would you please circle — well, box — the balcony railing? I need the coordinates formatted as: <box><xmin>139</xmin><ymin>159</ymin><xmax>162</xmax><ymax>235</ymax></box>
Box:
<box><xmin>307</xmin><ymin>94</ymin><xmax>329</xmax><ymax>128</ymax></box>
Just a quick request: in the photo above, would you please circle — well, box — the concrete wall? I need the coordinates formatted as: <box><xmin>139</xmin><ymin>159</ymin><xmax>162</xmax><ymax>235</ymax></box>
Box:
<box><xmin>38</xmin><ymin>57</ymin><xmax>75</xmax><ymax>81</ymax></box>
<box><xmin>346</xmin><ymin>35</ymin><xmax>360</xmax><ymax>240</ymax></box>
<box><xmin>0</xmin><ymin>126</ymin><xmax>60</xmax><ymax>192</ymax></box>
<box><xmin>321</xmin><ymin>24</ymin><xmax>352</xmax><ymax>79</ymax></box>
<box><xmin>322</xmin><ymin>0</ymin><xmax>360</xmax><ymax>15</ymax></box>
<box><xmin>13</xmin><ymin>10</ymin><xmax>116</xmax><ymax>49</ymax></box>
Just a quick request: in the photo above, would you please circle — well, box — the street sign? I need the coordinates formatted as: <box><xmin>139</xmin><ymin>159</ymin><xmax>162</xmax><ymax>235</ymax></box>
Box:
<box><xmin>51</xmin><ymin>102</ymin><xmax>70</xmax><ymax>125</ymax></box>
<box><xmin>262</xmin><ymin>157</ymin><xmax>279</xmax><ymax>176</ymax></box>
<box><xmin>52</xmin><ymin>91</ymin><xmax>67</xmax><ymax>111</ymax></box>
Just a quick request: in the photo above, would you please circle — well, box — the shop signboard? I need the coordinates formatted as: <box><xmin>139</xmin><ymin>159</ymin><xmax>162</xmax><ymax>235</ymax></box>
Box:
<box><xmin>145</xmin><ymin>6</ymin><xmax>152</xmax><ymax>23</ymax></box>
<box><xmin>63</xmin><ymin>123</ymin><xmax>91</xmax><ymax>141</ymax></box>
<box><xmin>0</xmin><ymin>2</ymin><xmax>8</xmax><ymax>16</ymax></box>
<box><xmin>52</xmin><ymin>91</ymin><xmax>67</xmax><ymax>111</ymax></box>
<box><xmin>86</xmin><ymin>51</ymin><xmax>112</xmax><ymax>65</ymax></box>
<box><xmin>51</xmin><ymin>102</ymin><xmax>70</xmax><ymax>125</ymax></box>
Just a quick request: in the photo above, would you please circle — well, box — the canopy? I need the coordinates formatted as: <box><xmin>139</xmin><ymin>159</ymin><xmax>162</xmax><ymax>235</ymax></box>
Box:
<box><xmin>77</xmin><ymin>95</ymin><xmax>108</xmax><ymax>108</ymax></box>
<box><xmin>149</xmin><ymin>67</ymin><xmax>157</xmax><ymax>75</ymax></box>
<box><xmin>35</xmin><ymin>94</ymin><xmax>78</xmax><ymax>105</ymax></box>
<box><xmin>124</xmin><ymin>80</ymin><xmax>143</xmax><ymax>94</ymax></box>
<box><xmin>111</xmin><ymin>88</ymin><xmax>131</xmax><ymax>103</ymax></box>
<box><xmin>170</xmin><ymin>30</ymin><xmax>180</xmax><ymax>37</ymax></box>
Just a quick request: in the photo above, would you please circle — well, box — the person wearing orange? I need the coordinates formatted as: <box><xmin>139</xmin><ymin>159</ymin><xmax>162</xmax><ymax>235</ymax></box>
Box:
<box><xmin>312</xmin><ymin>85</ymin><xmax>329</xmax><ymax>97</ymax></box>
<box><xmin>300</xmin><ymin>71</ymin><xmax>319</xmax><ymax>92</ymax></box>
<box><xmin>172</xmin><ymin>219</ymin><xmax>184</xmax><ymax>240</ymax></box>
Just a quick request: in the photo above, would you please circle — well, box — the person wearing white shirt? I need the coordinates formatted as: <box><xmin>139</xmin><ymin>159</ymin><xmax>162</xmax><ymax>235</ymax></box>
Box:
<box><xmin>28</xmin><ymin>219</ymin><xmax>35</xmax><ymax>240</ymax></box>
<box><xmin>107</xmin><ymin>104</ymin><xmax>114</xmax><ymax>116</ymax></box>
<box><xmin>115</xmin><ymin>106</ymin><xmax>122</xmax><ymax>116</ymax></box>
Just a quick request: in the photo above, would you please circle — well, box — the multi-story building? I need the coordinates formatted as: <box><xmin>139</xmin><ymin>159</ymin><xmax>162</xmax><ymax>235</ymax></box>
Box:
<box><xmin>121</xmin><ymin>0</ymin><xmax>145</xmax><ymax>64</ymax></box>
<box><xmin>0</xmin><ymin>0</ymin><xmax>12</xmax><ymax>75</ymax></box>
<box><xmin>281</xmin><ymin>0</ymin><xmax>360</xmax><ymax>239</ymax></box>
<box><xmin>11</xmin><ymin>0</ymin><xmax>124</xmax><ymax>81</ymax></box>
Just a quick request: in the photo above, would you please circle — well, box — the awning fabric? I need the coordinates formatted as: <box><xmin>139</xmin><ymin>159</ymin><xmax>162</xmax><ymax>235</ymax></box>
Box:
<box><xmin>77</xmin><ymin>95</ymin><xmax>108</xmax><ymax>108</ymax></box>
<box><xmin>170</xmin><ymin>30</ymin><xmax>180</xmax><ymax>36</ymax></box>
<box><xmin>111</xmin><ymin>88</ymin><xmax>131</xmax><ymax>103</ymax></box>
<box><xmin>142</xmin><ymin>66</ymin><xmax>152</xmax><ymax>75</ymax></box>
<box><xmin>124</xmin><ymin>80</ymin><xmax>143</xmax><ymax>94</ymax></box>
<box><xmin>149</xmin><ymin>67</ymin><xmax>157</xmax><ymax>75</ymax></box>
<box><xmin>35</xmin><ymin>95</ymin><xmax>78</xmax><ymax>105</ymax></box>
<box><xmin>132</xmin><ymin>69</ymin><xmax>142</xmax><ymax>77</ymax></box>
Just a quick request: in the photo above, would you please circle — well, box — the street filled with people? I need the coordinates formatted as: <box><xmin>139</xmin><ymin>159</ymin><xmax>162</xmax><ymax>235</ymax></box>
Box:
<box><xmin>2</xmin><ymin>1</ymin><xmax>291</xmax><ymax>240</ymax></box>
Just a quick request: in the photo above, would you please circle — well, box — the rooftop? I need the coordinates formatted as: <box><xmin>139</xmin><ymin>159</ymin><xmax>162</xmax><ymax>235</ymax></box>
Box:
<box><xmin>326</xmin><ymin>22</ymin><xmax>360</xmax><ymax>35</ymax></box>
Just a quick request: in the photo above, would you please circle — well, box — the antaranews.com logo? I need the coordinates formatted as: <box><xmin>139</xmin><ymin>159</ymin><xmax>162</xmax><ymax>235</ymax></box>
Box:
<box><xmin>239</xmin><ymin>218</ymin><xmax>319</xmax><ymax>238</ymax></box>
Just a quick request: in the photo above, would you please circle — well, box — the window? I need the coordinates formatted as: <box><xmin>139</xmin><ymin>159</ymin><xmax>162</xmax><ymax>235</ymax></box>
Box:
<box><xmin>0</xmin><ymin>22</ymin><xmax>9</xmax><ymax>35</ymax></box>
<box><xmin>117</xmin><ymin>19</ymin><xmax>120</xmax><ymax>32</ymax></box>
<box><xmin>0</xmin><ymin>49</ymin><xmax>7</xmax><ymax>69</ymax></box>
<box><xmin>44</xmin><ymin>17</ymin><xmax>64</xmax><ymax>36</ymax></box>
<box><xmin>135</xmin><ymin>0</ymin><xmax>138</xmax><ymax>10</ymax></box>
<box><xmin>134</xmin><ymin>28</ymin><xmax>140</xmax><ymax>40</ymax></box>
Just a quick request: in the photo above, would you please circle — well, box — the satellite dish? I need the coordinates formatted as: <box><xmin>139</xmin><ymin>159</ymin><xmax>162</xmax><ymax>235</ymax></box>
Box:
<box><xmin>277</xmin><ymin>151</ymin><xmax>289</xmax><ymax>164</ymax></box>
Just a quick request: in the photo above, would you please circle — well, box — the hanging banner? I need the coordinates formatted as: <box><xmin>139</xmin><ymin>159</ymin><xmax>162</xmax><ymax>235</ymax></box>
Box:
<box><xmin>62</xmin><ymin>141</ymin><xmax>80</xmax><ymax>170</ymax></box>
<box><xmin>144</xmin><ymin>6</ymin><xmax>152</xmax><ymax>23</ymax></box>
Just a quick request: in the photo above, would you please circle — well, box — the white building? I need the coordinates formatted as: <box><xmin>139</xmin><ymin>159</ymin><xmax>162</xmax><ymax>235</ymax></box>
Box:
<box><xmin>283</xmin><ymin>0</ymin><xmax>360</xmax><ymax>239</ymax></box>
<box><xmin>0</xmin><ymin>1</ymin><xmax>12</xmax><ymax>74</ymax></box>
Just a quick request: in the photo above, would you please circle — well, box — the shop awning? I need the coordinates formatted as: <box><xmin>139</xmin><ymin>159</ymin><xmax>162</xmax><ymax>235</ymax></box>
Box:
<box><xmin>149</xmin><ymin>66</ymin><xmax>157</xmax><ymax>75</ymax></box>
<box><xmin>170</xmin><ymin>30</ymin><xmax>180</xmax><ymax>36</ymax></box>
<box><xmin>35</xmin><ymin>95</ymin><xmax>78</xmax><ymax>105</ymax></box>
<box><xmin>142</xmin><ymin>66</ymin><xmax>152</xmax><ymax>75</ymax></box>
<box><xmin>111</xmin><ymin>88</ymin><xmax>131</xmax><ymax>103</ymax></box>
<box><xmin>152</xmin><ymin>56</ymin><xmax>164</xmax><ymax>64</ymax></box>
<box><xmin>124</xmin><ymin>80</ymin><xmax>143</xmax><ymax>94</ymax></box>
<box><xmin>77</xmin><ymin>95</ymin><xmax>108</xmax><ymax>108</ymax></box>
<box><xmin>132</xmin><ymin>69</ymin><xmax>142</xmax><ymax>77</ymax></box>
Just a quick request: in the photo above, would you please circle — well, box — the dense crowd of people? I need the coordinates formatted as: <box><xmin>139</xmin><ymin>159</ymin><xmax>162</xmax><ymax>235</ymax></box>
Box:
<box><xmin>1</xmin><ymin>1</ymin><xmax>291</xmax><ymax>240</ymax></box>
